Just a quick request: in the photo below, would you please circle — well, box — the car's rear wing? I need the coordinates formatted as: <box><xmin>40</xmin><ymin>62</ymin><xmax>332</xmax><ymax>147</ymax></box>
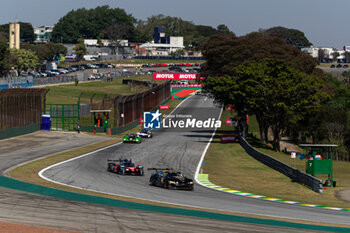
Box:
<box><xmin>147</xmin><ymin>167</ymin><xmax>173</xmax><ymax>171</ymax></box>
<box><xmin>107</xmin><ymin>159</ymin><xmax>132</xmax><ymax>163</ymax></box>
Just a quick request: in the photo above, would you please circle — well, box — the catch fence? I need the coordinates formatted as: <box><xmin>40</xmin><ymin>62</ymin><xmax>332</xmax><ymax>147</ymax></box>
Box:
<box><xmin>0</xmin><ymin>89</ymin><xmax>48</xmax><ymax>139</ymax></box>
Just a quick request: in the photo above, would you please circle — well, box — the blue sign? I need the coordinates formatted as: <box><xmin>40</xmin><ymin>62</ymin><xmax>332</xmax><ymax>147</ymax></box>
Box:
<box><xmin>143</xmin><ymin>110</ymin><xmax>161</xmax><ymax>129</ymax></box>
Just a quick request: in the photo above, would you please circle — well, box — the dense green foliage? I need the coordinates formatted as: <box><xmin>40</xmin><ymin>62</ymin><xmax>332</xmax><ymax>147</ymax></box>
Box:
<box><xmin>0</xmin><ymin>37</ymin><xmax>10</xmax><ymax>75</ymax></box>
<box><xmin>52</xmin><ymin>5</ymin><xmax>136</xmax><ymax>43</ymax></box>
<box><xmin>135</xmin><ymin>14</ymin><xmax>234</xmax><ymax>49</ymax></box>
<box><xmin>0</xmin><ymin>22</ymin><xmax>35</xmax><ymax>43</ymax></box>
<box><xmin>204</xmin><ymin>59</ymin><xmax>328</xmax><ymax>150</ymax></box>
<box><xmin>21</xmin><ymin>43</ymin><xmax>67</xmax><ymax>61</ymax></box>
<box><xmin>9</xmin><ymin>49</ymin><xmax>39</xmax><ymax>71</ymax></box>
<box><xmin>201</xmin><ymin>33</ymin><xmax>328</xmax><ymax>151</ymax></box>
<box><xmin>74</xmin><ymin>38</ymin><xmax>87</xmax><ymax>60</ymax></box>
<box><xmin>260</xmin><ymin>26</ymin><xmax>312</xmax><ymax>48</ymax></box>
<box><xmin>201</xmin><ymin>33</ymin><xmax>319</xmax><ymax>77</ymax></box>
<box><xmin>300</xmin><ymin>76</ymin><xmax>350</xmax><ymax>159</ymax></box>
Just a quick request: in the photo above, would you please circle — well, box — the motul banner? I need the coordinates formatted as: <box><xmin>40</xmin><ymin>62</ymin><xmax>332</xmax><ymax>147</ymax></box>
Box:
<box><xmin>153</xmin><ymin>73</ymin><xmax>199</xmax><ymax>80</ymax></box>
<box><xmin>220</xmin><ymin>134</ymin><xmax>238</xmax><ymax>143</ymax></box>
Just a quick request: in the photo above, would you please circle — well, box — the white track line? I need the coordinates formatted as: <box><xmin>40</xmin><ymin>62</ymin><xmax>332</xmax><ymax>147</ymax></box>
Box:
<box><xmin>194</xmin><ymin>107</ymin><xmax>223</xmax><ymax>184</ymax></box>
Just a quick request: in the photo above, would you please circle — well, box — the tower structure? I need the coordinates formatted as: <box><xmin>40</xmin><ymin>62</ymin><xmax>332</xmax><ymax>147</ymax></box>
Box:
<box><xmin>9</xmin><ymin>23</ymin><xmax>20</xmax><ymax>49</ymax></box>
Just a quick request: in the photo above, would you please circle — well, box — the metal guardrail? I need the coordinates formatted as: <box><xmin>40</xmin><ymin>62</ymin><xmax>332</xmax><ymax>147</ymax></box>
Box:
<box><xmin>238</xmin><ymin>133</ymin><xmax>323</xmax><ymax>193</ymax></box>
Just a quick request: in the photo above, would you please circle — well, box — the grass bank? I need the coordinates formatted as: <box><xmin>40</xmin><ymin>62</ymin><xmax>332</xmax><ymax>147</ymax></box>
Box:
<box><xmin>46</xmin><ymin>75</ymin><xmax>152</xmax><ymax>104</ymax></box>
<box><xmin>202</xmin><ymin>110</ymin><xmax>350</xmax><ymax>208</ymax></box>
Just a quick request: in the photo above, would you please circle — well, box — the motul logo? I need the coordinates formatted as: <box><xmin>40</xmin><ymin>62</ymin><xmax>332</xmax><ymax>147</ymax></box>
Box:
<box><xmin>179</xmin><ymin>74</ymin><xmax>196</xmax><ymax>79</ymax></box>
<box><xmin>156</xmin><ymin>73</ymin><xmax>174</xmax><ymax>79</ymax></box>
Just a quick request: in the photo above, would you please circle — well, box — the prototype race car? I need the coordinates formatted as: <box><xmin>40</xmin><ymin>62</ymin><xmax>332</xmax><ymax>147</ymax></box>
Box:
<box><xmin>136</xmin><ymin>129</ymin><xmax>153</xmax><ymax>138</ymax></box>
<box><xmin>148</xmin><ymin>168</ymin><xmax>194</xmax><ymax>191</ymax></box>
<box><xmin>107</xmin><ymin>159</ymin><xmax>144</xmax><ymax>176</ymax></box>
<box><xmin>123</xmin><ymin>134</ymin><xmax>142</xmax><ymax>143</ymax></box>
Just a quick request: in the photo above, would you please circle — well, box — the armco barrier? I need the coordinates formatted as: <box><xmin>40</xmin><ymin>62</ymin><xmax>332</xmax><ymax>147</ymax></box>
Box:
<box><xmin>239</xmin><ymin>135</ymin><xmax>323</xmax><ymax>193</ymax></box>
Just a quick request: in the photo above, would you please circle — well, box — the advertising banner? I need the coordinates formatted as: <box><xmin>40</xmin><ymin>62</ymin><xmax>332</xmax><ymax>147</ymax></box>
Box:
<box><xmin>171</xmin><ymin>84</ymin><xmax>203</xmax><ymax>88</ymax></box>
<box><xmin>153</xmin><ymin>73</ymin><xmax>201</xmax><ymax>80</ymax></box>
<box><xmin>159</xmin><ymin>105</ymin><xmax>169</xmax><ymax>110</ymax></box>
<box><xmin>220</xmin><ymin>134</ymin><xmax>238</xmax><ymax>143</ymax></box>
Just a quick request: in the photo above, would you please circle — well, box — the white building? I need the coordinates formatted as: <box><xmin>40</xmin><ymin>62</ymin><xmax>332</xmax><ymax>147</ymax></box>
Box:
<box><xmin>84</xmin><ymin>39</ymin><xmax>128</xmax><ymax>47</ymax></box>
<box><xmin>138</xmin><ymin>42</ymin><xmax>184</xmax><ymax>56</ymax></box>
<box><xmin>302</xmin><ymin>46</ymin><xmax>341</xmax><ymax>60</ymax></box>
<box><xmin>34</xmin><ymin>26</ymin><xmax>53</xmax><ymax>43</ymax></box>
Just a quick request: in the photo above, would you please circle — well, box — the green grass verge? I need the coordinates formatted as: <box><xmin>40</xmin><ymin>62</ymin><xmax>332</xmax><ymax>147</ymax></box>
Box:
<box><xmin>202</xmin><ymin>110</ymin><xmax>350</xmax><ymax>208</ymax></box>
<box><xmin>46</xmin><ymin>75</ymin><xmax>153</xmax><ymax>104</ymax></box>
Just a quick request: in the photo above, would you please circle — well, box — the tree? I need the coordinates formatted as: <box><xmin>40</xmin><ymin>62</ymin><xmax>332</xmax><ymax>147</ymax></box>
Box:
<box><xmin>217</xmin><ymin>24</ymin><xmax>233</xmax><ymax>35</ymax></box>
<box><xmin>203</xmin><ymin>59</ymin><xmax>329</xmax><ymax>151</ymax></box>
<box><xmin>260</xmin><ymin>26</ymin><xmax>312</xmax><ymax>49</ymax></box>
<box><xmin>332</xmin><ymin>50</ymin><xmax>340</xmax><ymax>63</ymax></box>
<box><xmin>52</xmin><ymin>5</ymin><xmax>136</xmax><ymax>43</ymax></box>
<box><xmin>135</xmin><ymin>14</ymin><xmax>222</xmax><ymax>49</ymax></box>
<box><xmin>74</xmin><ymin>38</ymin><xmax>87</xmax><ymax>60</ymax></box>
<box><xmin>9</xmin><ymin>49</ymin><xmax>39</xmax><ymax>71</ymax></box>
<box><xmin>102</xmin><ymin>24</ymin><xmax>134</xmax><ymax>55</ymax></box>
<box><xmin>342</xmin><ymin>70</ymin><xmax>350</xmax><ymax>86</ymax></box>
<box><xmin>201</xmin><ymin>32</ymin><xmax>319</xmax><ymax>77</ymax></box>
<box><xmin>0</xmin><ymin>22</ymin><xmax>35</xmax><ymax>43</ymax></box>
<box><xmin>0</xmin><ymin>37</ymin><xmax>10</xmax><ymax>75</ymax></box>
<box><xmin>21</xmin><ymin>43</ymin><xmax>67</xmax><ymax>61</ymax></box>
<box><xmin>318</xmin><ymin>49</ymin><xmax>327</xmax><ymax>62</ymax></box>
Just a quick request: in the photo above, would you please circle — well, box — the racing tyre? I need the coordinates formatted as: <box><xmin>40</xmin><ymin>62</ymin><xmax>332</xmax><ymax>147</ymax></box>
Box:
<box><xmin>139</xmin><ymin>169</ymin><xmax>144</xmax><ymax>176</ymax></box>
<box><xmin>163</xmin><ymin>181</ymin><xmax>169</xmax><ymax>189</ymax></box>
<box><xmin>149</xmin><ymin>178</ymin><xmax>155</xmax><ymax>186</ymax></box>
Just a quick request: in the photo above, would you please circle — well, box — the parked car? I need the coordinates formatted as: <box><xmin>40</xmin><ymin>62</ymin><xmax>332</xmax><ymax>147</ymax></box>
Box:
<box><xmin>336</xmin><ymin>64</ymin><xmax>343</xmax><ymax>68</ymax></box>
<box><xmin>343</xmin><ymin>65</ymin><xmax>349</xmax><ymax>68</ymax></box>
<box><xmin>330</xmin><ymin>64</ymin><xmax>335</xmax><ymax>68</ymax></box>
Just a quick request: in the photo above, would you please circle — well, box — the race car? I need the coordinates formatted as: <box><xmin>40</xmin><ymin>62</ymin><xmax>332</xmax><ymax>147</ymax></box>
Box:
<box><xmin>136</xmin><ymin>129</ymin><xmax>153</xmax><ymax>138</ymax></box>
<box><xmin>123</xmin><ymin>134</ymin><xmax>142</xmax><ymax>143</ymax></box>
<box><xmin>107</xmin><ymin>159</ymin><xmax>144</xmax><ymax>176</ymax></box>
<box><xmin>148</xmin><ymin>168</ymin><xmax>194</xmax><ymax>191</ymax></box>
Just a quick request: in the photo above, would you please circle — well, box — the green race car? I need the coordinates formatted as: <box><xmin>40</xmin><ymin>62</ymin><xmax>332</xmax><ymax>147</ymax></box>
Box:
<box><xmin>123</xmin><ymin>134</ymin><xmax>142</xmax><ymax>143</ymax></box>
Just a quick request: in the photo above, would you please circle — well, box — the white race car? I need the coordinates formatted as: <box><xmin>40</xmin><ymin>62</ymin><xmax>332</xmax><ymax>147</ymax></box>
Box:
<box><xmin>137</xmin><ymin>129</ymin><xmax>153</xmax><ymax>138</ymax></box>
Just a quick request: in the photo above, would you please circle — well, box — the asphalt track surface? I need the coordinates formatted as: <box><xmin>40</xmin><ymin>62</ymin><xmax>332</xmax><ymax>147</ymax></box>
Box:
<box><xmin>42</xmin><ymin>95</ymin><xmax>350</xmax><ymax>226</ymax></box>
<box><xmin>0</xmin><ymin>124</ymin><xmax>328</xmax><ymax>232</ymax></box>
